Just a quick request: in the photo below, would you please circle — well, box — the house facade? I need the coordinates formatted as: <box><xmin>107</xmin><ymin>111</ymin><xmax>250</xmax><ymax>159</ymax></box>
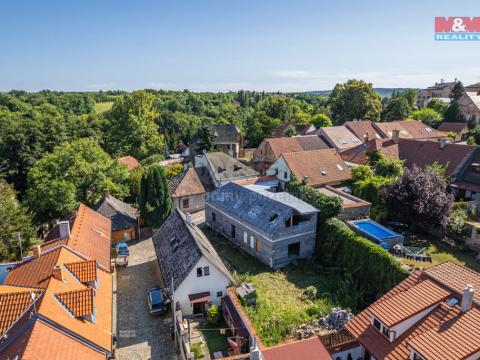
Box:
<box><xmin>205</xmin><ymin>182</ymin><xmax>318</xmax><ymax>269</ymax></box>
<box><xmin>458</xmin><ymin>91</ymin><xmax>480</xmax><ymax>124</ymax></box>
<box><xmin>253</xmin><ymin>135</ymin><xmax>329</xmax><ymax>174</ymax></box>
<box><xmin>168</xmin><ymin>167</ymin><xmax>206</xmax><ymax>213</ymax></box>
<box><xmin>190</xmin><ymin>123</ymin><xmax>243</xmax><ymax>158</ymax></box>
<box><xmin>416</xmin><ymin>80</ymin><xmax>455</xmax><ymax>108</ymax></box>
<box><xmin>266</xmin><ymin>149</ymin><xmax>351</xmax><ymax>189</ymax></box>
<box><xmin>152</xmin><ymin>209</ymin><xmax>234</xmax><ymax>315</ymax></box>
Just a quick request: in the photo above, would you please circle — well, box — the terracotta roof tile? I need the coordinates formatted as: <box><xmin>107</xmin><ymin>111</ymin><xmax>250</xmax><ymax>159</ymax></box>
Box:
<box><xmin>266</xmin><ymin>136</ymin><xmax>329</xmax><ymax>159</ymax></box>
<box><xmin>318</xmin><ymin>126</ymin><xmax>361</xmax><ymax>150</ymax></box>
<box><xmin>262</xmin><ymin>336</ymin><xmax>331</xmax><ymax>360</ymax></box>
<box><xmin>168</xmin><ymin>167</ymin><xmax>206</xmax><ymax>198</ymax></box>
<box><xmin>373</xmin><ymin>120</ymin><xmax>447</xmax><ymax>140</ymax></box>
<box><xmin>64</xmin><ymin>260</ymin><xmax>97</xmax><ymax>283</ymax></box>
<box><xmin>373</xmin><ymin>121</ymin><xmax>414</xmax><ymax>139</ymax></box>
<box><xmin>116</xmin><ymin>155</ymin><xmax>140</xmax><ymax>170</ymax></box>
<box><xmin>55</xmin><ymin>288</ymin><xmax>94</xmax><ymax>317</ymax></box>
<box><xmin>346</xmin><ymin>263</ymin><xmax>480</xmax><ymax>359</ymax></box>
<box><xmin>67</xmin><ymin>204</ymin><xmax>112</xmax><ymax>271</ymax></box>
<box><xmin>1</xmin><ymin>320</ymin><xmax>105</xmax><ymax>360</ymax></box>
<box><xmin>438</xmin><ymin>122</ymin><xmax>468</xmax><ymax>134</ymax></box>
<box><xmin>0</xmin><ymin>289</ymin><xmax>42</xmax><ymax>335</ymax></box>
<box><xmin>369</xmin><ymin>279</ymin><xmax>451</xmax><ymax>327</ymax></box>
<box><xmin>340</xmin><ymin>138</ymin><xmax>398</xmax><ymax>165</ymax></box>
<box><xmin>345</xmin><ymin>120</ymin><xmax>383</xmax><ymax>141</ymax></box>
<box><xmin>282</xmin><ymin>149</ymin><xmax>351</xmax><ymax>187</ymax></box>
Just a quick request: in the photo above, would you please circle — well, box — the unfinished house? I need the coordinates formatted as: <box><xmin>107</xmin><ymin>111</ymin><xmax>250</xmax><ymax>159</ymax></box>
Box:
<box><xmin>205</xmin><ymin>182</ymin><xmax>318</xmax><ymax>269</ymax></box>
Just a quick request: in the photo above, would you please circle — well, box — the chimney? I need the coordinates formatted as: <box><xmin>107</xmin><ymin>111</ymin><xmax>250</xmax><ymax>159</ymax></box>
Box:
<box><xmin>392</xmin><ymin>129</ymin><xmax>400</xmax><ymax>144</ymax></box>
<box><xmin>364</xmin><ymin>132</ymin><xmax>369</xmax><ymax>143</ymax></box>
<box><xmin>104</xmin><ymin>189</ymin><xmax>110</xmax><ymax>197</ymax></box>
<box><xmin>32</xmin><ymin>245</ymin><xmax>42</xmax><ymax>258</ymax></box>
<box><xmin>185</xmin><ymin>213</ymin><xmax>192</xmax><ymax>225</ymax></box>
<box><xmin>461</xmin><ymin>284</ymin><xmax>474</xmax><ymax>313</ymax></box>
<box><xmin>439</xmin><ymin>138</ymin><xmax>447</xmax><ymax>149</ymax></box>
<box><xmin>52</xmin><ymin>265</ymin><xmax>65</xmax><ymax>282</ymax></box>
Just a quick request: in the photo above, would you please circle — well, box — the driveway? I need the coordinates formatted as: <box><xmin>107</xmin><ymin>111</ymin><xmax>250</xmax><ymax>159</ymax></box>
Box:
<box><xmin>115</xmin><ymin>235</ymin><xmax>178</xmax><ymax>360</ymax></box>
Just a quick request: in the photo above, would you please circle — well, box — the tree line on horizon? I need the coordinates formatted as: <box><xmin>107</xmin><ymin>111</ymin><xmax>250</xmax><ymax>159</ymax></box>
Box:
<box><xmin>0</xmin><ymin>80</ymin><xmax>473</xmax><ymax>261</ymax></box>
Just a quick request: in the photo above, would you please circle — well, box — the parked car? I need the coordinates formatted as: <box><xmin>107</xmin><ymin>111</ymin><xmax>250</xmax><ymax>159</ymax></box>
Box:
<box><xmin>147</xmin><ymin>287</ymin><xmax>170</xmax><ymax>315</ymax></box>
<box><xmin>116</xmin><ymin>242</ymin><xmax>129</xmax><ymax>256</ymax></box>
<box><xmin>115</xmin><ymin>254</ymin><xmax>129</xmax><ymax>268</ymax></box>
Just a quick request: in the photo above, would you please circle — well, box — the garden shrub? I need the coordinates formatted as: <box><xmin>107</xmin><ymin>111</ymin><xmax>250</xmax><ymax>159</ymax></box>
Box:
<box><xmin>207</xmin><ymin>304</ymin><xmax>220</xmax><ymax>324</ymax></box>
<box><xmin>318</xmin><ymin>218</ymin><xmax>407</xmax><ymax>304</ymax></box>
<box><xmin>301</xmin><ymin>286</ymin><xmax>317</xmax><ymax>301</ymax></box>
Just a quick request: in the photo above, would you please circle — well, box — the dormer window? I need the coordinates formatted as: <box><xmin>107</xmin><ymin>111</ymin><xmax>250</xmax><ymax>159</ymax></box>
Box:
<box><xmin>320</xmin><ymin>169</ymin><xmax>327</xmax><ymax>175</ymax></box>
<box><xmin>371</xmin><ymin>316</ymin><xmax>393</xmax><ymax>341</ymax></box>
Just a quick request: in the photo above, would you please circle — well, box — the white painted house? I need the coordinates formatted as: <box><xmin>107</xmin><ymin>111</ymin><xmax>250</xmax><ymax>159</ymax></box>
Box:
<box><xmin>152</xmin><ymin>209</ymin><xmax>234</xmax><ymax>315</ymax></box>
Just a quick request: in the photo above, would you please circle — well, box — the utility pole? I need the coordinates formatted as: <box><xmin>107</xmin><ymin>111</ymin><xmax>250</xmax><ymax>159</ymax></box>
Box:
<box><xmin>16</xmin><ymin>232</ymin><xmax>23</xmax><ymax>260</ymax></box>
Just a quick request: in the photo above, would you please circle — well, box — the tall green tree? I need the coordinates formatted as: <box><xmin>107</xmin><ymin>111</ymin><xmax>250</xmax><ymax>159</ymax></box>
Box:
<box><xmin>410</xmin><ymin>108</ymin><xmax>443</xmax><ymax>128</ymax></box>
<box><xmin>328</xmin><ymin>79</ymin><xmax>383</xmax><ymax>124</ymax></box>
<box><xmin>0</xmin><ymin>179</ymin><xmax>36</xmax><ymax>261</ymax></box>
<box><xmin>196</xmin><ymin>124</ymin><xmax>215</xmax><ymax>152</ymax></box>
<box><xmin>310</xmin><ymin>113</ymin><xmax>332</xmax><ymax>128</ymax></box>
<box><xmin>382</xmin><ymin>97</ymin><xmax>411</xmax><ymax>121</ymax></box>
<box><xmin>105</xmin><ymin>90</ymin><xmax>165</xmax><ymax>160</ymax></box>
<box><xmin>139</xmin><ymin>165</ymin><xmax>173</xmax><ymax>227</ymax></box>
<box><xmin>449</xmin><ymin>81</ymin><xmax>465</xmax><ymax>102</ymax></box>
<box><xmin>427</xmin><ymin>99</ymin><xmax>448</xmax><ymax>116</ymax></box>
<box><xmin>26</xmin><ymin>139</ymin><xmax>128</xmax><ymax>222</ymax></box>
<box><xmin>444</xmin><ymin>81</ymin><xmax>466</xmax><ymax>123</ymax></box>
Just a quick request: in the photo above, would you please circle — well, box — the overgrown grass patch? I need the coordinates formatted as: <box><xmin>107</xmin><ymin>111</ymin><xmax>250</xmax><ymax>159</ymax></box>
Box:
<box><xmin>93</xmin><ymin>101</ymin><xmax>114</xmax><ymax>114</ymax></box>
<box><xmin>203</xmin><ymin>227</ymin><xmax>351</xmax><ymax>346</ymax></box>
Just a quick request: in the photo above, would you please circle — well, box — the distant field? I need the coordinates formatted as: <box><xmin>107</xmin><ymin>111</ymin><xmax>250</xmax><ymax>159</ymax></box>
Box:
<box><xmin>93</xmin><ymin>101</ymin><xmax>114</xmax><ymax>114</ymax></box>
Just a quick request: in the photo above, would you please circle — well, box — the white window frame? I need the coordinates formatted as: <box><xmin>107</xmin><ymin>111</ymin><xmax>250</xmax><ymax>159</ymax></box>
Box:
<box><xmin>250</xmin><ymin>235</ymin><xmax>255</xmax><ymax>249</ymax></box>
<box><xmin>243</xmin><ymin>232</ymin><xmax>248</xmax><ymax>244</ymax></box>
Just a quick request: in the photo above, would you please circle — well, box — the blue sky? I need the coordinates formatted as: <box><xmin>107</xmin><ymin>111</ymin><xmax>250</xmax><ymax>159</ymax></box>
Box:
<box><xmin>1</xmin><ymin>0</ymin><xmax>480</xmax><ymax>92</ymax></box>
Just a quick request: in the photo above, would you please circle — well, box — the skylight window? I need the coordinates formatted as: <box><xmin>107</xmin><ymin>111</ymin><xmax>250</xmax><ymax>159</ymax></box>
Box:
<box><xmin>336</xmin><ymin>164</ymin><xmax>344</xmax><ymax>171</ymax></box>
<box><xmin>320</xmin><ymin>168</ymin><xmax>327</xmax><ymax>175</ymax></box>
<box><xmin>338</xmin><ymin>138</ymin><xmax>347</xmax><ymax>144</ymax></box>
<box><xmin>269</xmin><ymin>213</ymin><xmax>278</xmax><ymax>223</ymax></box>
<box><xmin>400</xmin><ymin>130</ymin><xmax>408</xmax><ymax>135</ymax></box>
<box><xmin>425</xmin><ymin>127</ymin><xmax>432</xmax><ymax>132</ymax></box>
<box><xmin>248</xmin><ymin>206</ymin><xmax>262</xmax><ymax>218</ymax></box>
<box><xmin>447</xmin><ymin>298</ymin><xmax>459</xmax><ymax>307</ymax></box>
<box><xmin>352</xmin><ymin>137</ymin><xmax>360</xmax><ymax>143</ymax></box>
<box><xmin>375</xmin><ymin>134</ymin><xmax>381</xmax><ymax>139</ymax></box>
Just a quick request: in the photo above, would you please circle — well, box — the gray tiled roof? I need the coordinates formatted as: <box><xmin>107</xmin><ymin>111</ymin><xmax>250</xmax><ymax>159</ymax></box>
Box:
<box><xmin>206</xmin><ymin>182</ymin><xmax>318</xmax><ymax>236</ymax></box>
<box><xmin>205</xmin><ymin>152</ymin><xmax>258</xmax><ymax>182</ymax></box>
<box><xmin>93</xmin><ymin>195</ymin><xmax>137</xmax><ymax>232</ymax></box>
<box><xmin>191</xmin><ymin>123</ymin><xmax>240</xmax><ymax>144</ymax></box>
<box><xmin>152</xmin><ymin>209</ymin><xmax>233</xmax><ymax>290</ymax></box>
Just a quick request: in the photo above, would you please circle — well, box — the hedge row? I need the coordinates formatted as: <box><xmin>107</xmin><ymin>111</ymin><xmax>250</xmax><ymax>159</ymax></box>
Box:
<box><xmin>318</xmin><ymin>218</ymin><xmax>407</xmax><ymax>298</ymax></box>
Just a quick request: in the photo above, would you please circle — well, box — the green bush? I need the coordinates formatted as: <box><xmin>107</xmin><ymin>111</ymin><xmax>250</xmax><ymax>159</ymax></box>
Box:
<box><xmin>301</xmin><ymin>286</ymin><xmax>317</xmax><ymax>301</ymax></box>
<box><xmin>207</xmin><ymin>304</ymin><xmax>220</xmax><ymax>324</ymax></box>
<box><xmin>318</xmin><ymin>218</ymin><xmax>407</xmax><ymax>302</ymax></box>
<box><xmin>191</xmin><ymin>343</ymin><xmax>202</xmax><ymax>359</ymax></box>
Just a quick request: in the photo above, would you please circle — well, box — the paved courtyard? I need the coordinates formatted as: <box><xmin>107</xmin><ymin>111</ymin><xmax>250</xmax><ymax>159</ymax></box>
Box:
<box><xmin>115</xmin><ymin>235</ymin><xmax>178</xmax><ymax>360</ymax></box>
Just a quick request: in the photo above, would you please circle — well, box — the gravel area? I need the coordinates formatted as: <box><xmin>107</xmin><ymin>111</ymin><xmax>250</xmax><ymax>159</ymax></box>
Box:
<box><xmin>115</xmin><ymin>236</ymin><xmax>178</xmax><ymax>360</ymax></box>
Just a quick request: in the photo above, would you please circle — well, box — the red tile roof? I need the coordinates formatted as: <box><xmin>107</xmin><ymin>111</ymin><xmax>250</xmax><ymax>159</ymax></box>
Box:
<box><xmin>64</xmin><ymin>260</ymin><xmax>97</xmax><ymax>283</ymax></box>
<box><xmin>282</xmin><ymin>149</ymin><xmax>351</xmax><ymax>187</ymax></box>
<box><xmin>262</xmin><ymin>337</ymin><xmax>331</xmax><ymax>360</ymax></box>
<box><xmin>398</xmin><ymin>139</ymin><xmax>476</xmax><ymax>177</ymax></box>
<box><xmin>373</xmin><ymin>120</ymin><xmax>447</xmax><ymax>140</ymax></box>
<box><xmin>369</xmin><ymin>279</ymin><xmax>451</xmax><ymax>327</ymax></box>
<box><xmin>1</xmin><ymin>320</ymin><xmax>105</xmax><ymax>360</ymax></box>
<box><xmin>340</xmin><ymin>138</ymin><xmax>399</xmax><ymax>165</ymax></box>
<box><xmin>67</xmin><ymin>204</ymin><xmax>112</xmax><ymax>271</ymax></box>
<box><xmin>346</xmin><ymin>262</ymin><xmax>480</xmax><ymax>360</ymax></box>
<box><xmin>345</xmin><ymin>120</ymin><xmax>383</xmax><ymax>141</ymax></box>
<box><xmin>116</xmin><ymin>155</ymin><xmax>140</xmax><ymax>170</ymax></box>
<box><xmin>55</xmin><ymin>288</ymin><xmax>94</xmax><ymax>317</ymax></box>
<box><xmin>0</xmin><ymin>289</ymin><xmax>42</xmax><ymax>335</ymax></box>
<box><xmin>233</xmin><ymin>175</ymin><xmax>278</xmax><ymax>186</ymax></box>
<box><xmin>265</xmin><ymin>136</ymin><xmax>329</xmax><ymax>159</ymax></box>
<box><xmin>438</xmin><ymin>122</ymin><xmax>468</xmax><ymax>134</ymax></box>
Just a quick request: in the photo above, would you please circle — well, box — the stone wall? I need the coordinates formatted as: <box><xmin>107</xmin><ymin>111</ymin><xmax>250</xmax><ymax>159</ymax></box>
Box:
<box><xmin>337</xmin><ymin>204</ymin><xmax>371</xmax><ymax>221</ymax></box>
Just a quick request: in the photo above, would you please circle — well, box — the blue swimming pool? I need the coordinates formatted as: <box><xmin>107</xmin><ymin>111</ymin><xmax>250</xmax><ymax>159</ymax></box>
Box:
<box><xmin>348</xmin><ymin>219</ymin><xmax>404</xmax><ymax>250</ymax></box>
<box><xmin>355</xmin><ymin>221</ymin><xmax>397</xmax><ymax>239</ymax></box>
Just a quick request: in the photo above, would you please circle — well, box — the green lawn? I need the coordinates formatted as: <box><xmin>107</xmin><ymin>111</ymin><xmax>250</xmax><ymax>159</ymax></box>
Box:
<box><xmin>93</xmin><ymin>101</ymin><xmax>114</xmax><ymax>114</ymax></box>
<box><xmin>200</xmin><ymin>319</ymin><xmax>230</xmax><ymax>355</ymax></box>
<box><xmin>203</xmin><ymin>228</ymin><xmax>348</xmax><ymax>346</ymax></box>
<box><xmin>398</xmin><ymin>236</ymin><xmax>480</xmax><ymax>272</ymax></box>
